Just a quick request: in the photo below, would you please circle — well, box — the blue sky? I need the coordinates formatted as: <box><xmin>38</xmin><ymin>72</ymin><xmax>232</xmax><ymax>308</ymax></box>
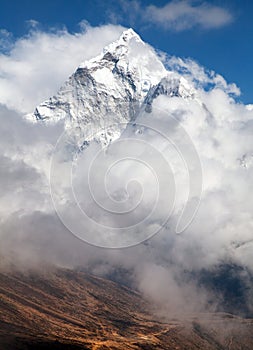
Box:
<box><xmin>0</xmin><ymin>0</ymin><xmax>252</xmax><ymax>103</ymax></box>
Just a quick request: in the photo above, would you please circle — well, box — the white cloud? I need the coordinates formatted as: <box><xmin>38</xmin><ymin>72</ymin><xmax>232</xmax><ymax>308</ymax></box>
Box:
<box><xmin>107</xmin><ymin>1</ymin><xmax>233</xmax><ymax>32</ymax></box>
<box><xmin>0</xmin><ymin>29</ymin><xmax>13</xmax><ymax>51</ymax></box>
<box><xmin>144</xmin><ymin>0</ymin><xmax>233</xmax><ymax>31</ymax></box>
<box><xmin>164</xmin><ymin>55</ymin><xmax>240</xmax><ymax>96</ymax></box>
<box><xmin>0</xmin><ymin>23</ymin><xmax>125</xmax><ymax>113</ymax></box>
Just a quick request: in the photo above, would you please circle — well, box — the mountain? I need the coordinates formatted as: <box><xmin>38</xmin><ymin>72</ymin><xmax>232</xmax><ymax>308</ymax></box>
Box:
<box><xmin>27</xmin><ymin>28</ymin><xmax>195</xmax><ymax>147</ymax></box>
<box><xmin>15</xmin><ymin>28</ymin><xmax>253</xmax><ymax>349</ymax></box>
<box><xmin>1</xmin><ymin>267</ymin><xmax>253</xmax><ymax>350</ymax></box>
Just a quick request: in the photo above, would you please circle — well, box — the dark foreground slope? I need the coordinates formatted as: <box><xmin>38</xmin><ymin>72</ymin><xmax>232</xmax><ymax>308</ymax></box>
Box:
<box><xmin>0</xmin><ymin>268</ymin><xmax>253</xmax><ymax>349</ymax></box>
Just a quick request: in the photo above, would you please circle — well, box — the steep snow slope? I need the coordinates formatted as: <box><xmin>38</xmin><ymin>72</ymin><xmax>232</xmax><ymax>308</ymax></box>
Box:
<box><xmin>28</xmin><ymin>28</ymin><xmax>195</xmax><ymax>147</ymax></box>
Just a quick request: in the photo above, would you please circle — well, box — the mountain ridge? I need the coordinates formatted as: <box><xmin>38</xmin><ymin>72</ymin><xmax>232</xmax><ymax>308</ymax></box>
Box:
<box><xmin>26</xmin><ymin>28</ymin><xmax>196</xmax><ymax>148</ymax></box>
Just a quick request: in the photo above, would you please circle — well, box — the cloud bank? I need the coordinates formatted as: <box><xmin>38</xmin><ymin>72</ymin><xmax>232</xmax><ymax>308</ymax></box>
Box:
<box><xmin>0</xmin><ymin>23</ymin><xmax>124</xmax><ymax>113</ymax></box>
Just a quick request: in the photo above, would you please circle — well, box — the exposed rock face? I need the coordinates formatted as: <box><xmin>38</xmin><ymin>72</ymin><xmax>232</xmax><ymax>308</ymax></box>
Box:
<box><xmin>28</xmin><ymin>29</ymin><xmax>195</xmax><ymax>148</ymax></box>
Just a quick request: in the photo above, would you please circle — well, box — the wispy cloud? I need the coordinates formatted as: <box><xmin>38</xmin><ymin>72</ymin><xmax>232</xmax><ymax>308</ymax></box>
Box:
<box><xmin>0</xmin><ymin>29</ymin><xmax>13</xmax><ymax>51</ymax></box>
<box><xmin>113</xmin><ymin>0</ymin><xmax>233</xmax><ymax>32</ymax></box>
<box><xmin>145</xmin><ymin>0</ymin><xmax>233</xmax><ymax>31</ymax></box>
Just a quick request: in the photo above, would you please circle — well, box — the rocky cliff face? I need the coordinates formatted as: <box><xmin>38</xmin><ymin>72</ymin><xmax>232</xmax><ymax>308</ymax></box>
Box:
<box><xmin>28</xmin><ymin>28</ymin><xmax>195</xmax><ymax>148</ymax></box>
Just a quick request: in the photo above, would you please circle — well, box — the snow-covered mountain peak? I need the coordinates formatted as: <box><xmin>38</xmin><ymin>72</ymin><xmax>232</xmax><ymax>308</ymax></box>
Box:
<box><xmin>82</xmin><ymin>28</ymin><xmax>141</xmax><ymax>69</ymax></box>
<box><xmin>79</xmin><ymin>27</ymin><xmax>166</xmax><ymax>88</ymax></box>
<box><xmin>102</xmin><ymin>28</ymin><xmax>142</xmax><ymax>54</ymax></box>
<box><xmin>80</xmin><ymin>28</ymin><xmax>141</xmax><ymax>69</ymax></box>
<box><xmin>120</xmin><ymin>28</ymin><xmax>141</xmax><ymax>41</ymax></box>
<box><xmin>28</xmin><ymin>29</ymin><xmax>196</xmax><ymax>147</ymax></box>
